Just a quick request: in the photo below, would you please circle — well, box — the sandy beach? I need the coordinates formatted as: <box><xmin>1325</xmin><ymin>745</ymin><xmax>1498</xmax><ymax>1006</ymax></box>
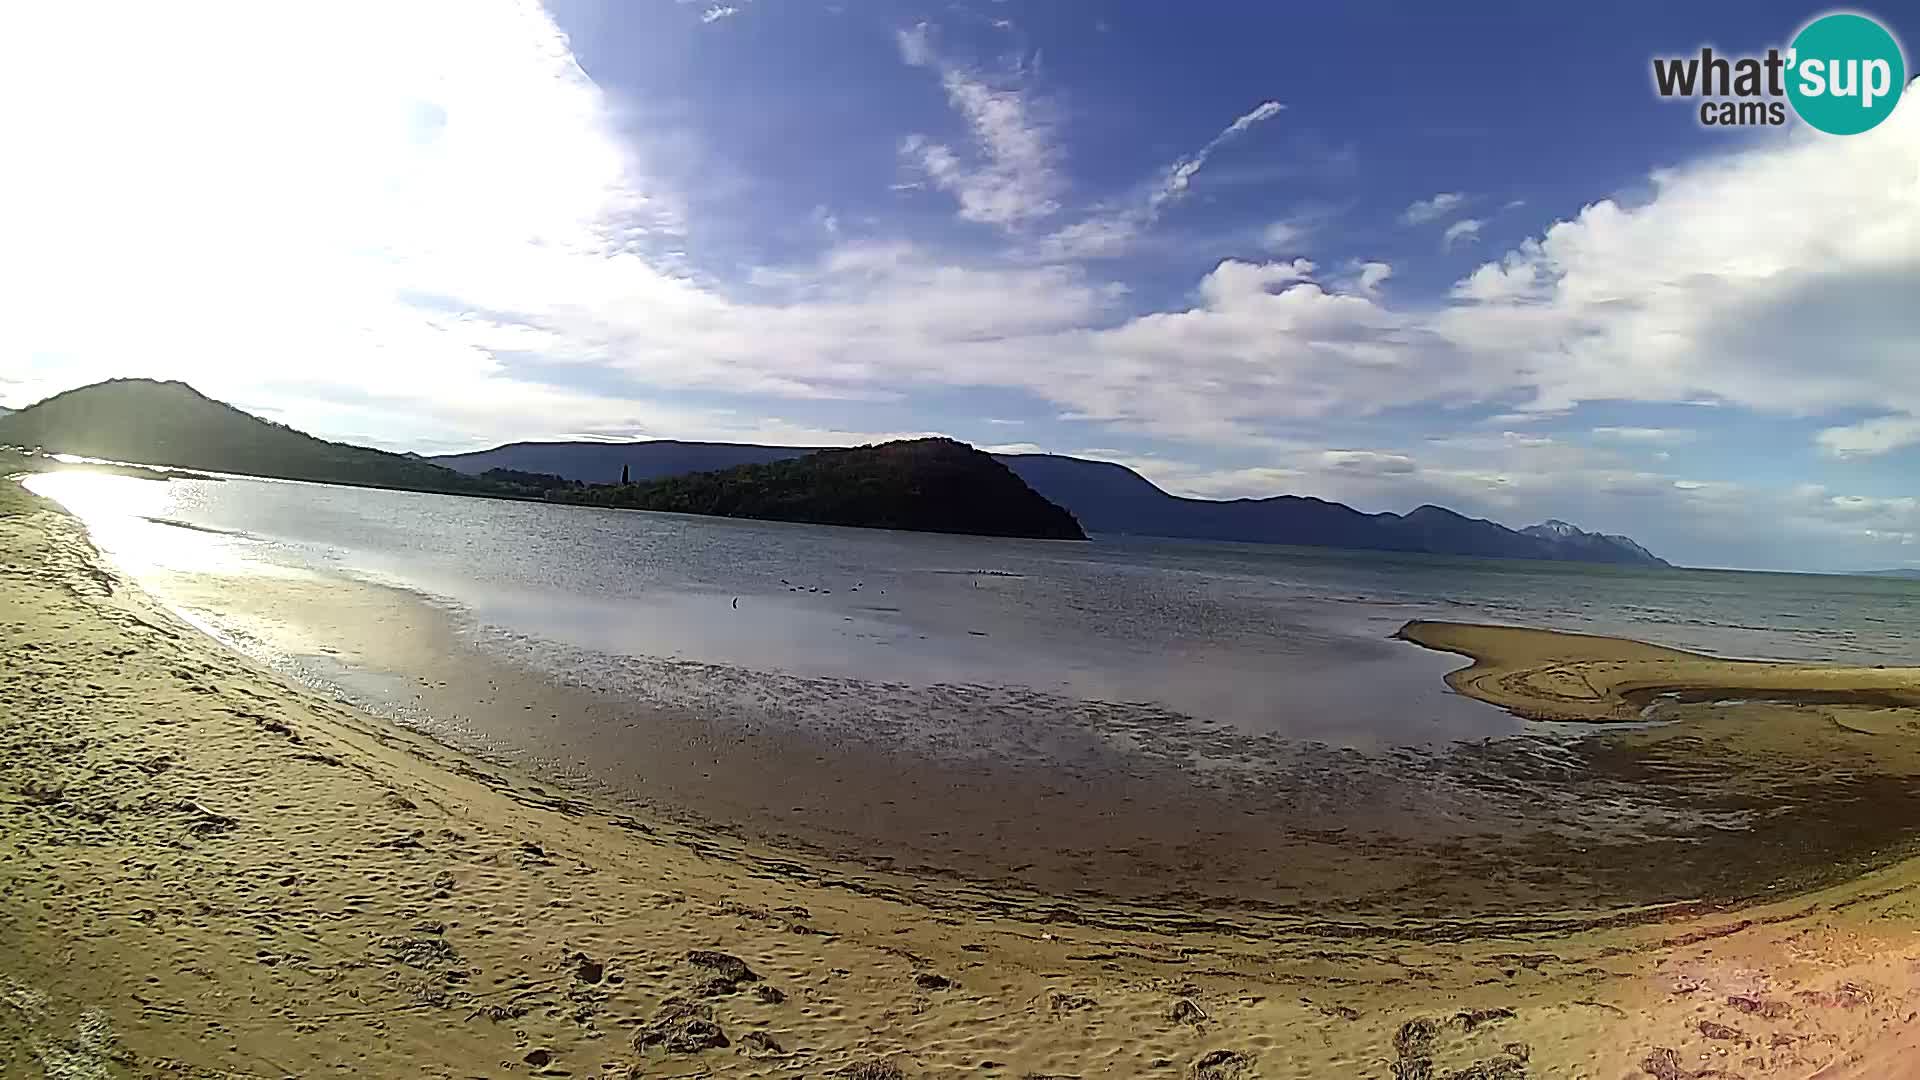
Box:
<box><xmin>1397</xmin><ymin>621</ymin><xmax>1920</xmax><ymax>723</ymax></box>
<box><xmin>8</xmin><ymin>477</ymin><xmax>1920</xmax><ymax>1078</ymax></box>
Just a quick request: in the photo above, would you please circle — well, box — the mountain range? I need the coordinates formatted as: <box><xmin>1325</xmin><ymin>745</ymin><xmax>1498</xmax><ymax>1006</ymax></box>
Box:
<box><xmin>0</xmin><ymin>380</ymin><xmax>1669</xmax><ymax>563</ymax></box>
<box><xmin>0</xmin><ymin>380</ymin><xmax>546</xmax><ymax>497</ymax></box>
<box><xmin>0</xmin><ymin>380</ymin><xmax>1079</xmax><ymax>540</ymax></box>
<box><xmin>434</xmin><ymin>440</ymin><xmax>1671</xmax><ymax>566</ymax></box>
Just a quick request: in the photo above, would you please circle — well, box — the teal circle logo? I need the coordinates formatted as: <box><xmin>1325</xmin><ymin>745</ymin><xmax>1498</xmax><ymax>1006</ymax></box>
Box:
<box><xmin>1787</xmin><ymin>13</ymin><xmax>1907</xmax><ymax>134</ymax></box>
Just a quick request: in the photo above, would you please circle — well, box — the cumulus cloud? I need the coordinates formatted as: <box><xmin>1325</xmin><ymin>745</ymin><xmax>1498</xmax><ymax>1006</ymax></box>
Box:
<box><xmin>1432</xmin><ymin>102</ymin><xmax>1920</xmax><ymax>423</ymax></box>
<box><xmin>1401</xmin><ymin>192</ymin><xmax>1465</xmax><ymax>225</ymax></box>
<box><xmin>1450</xmin><ymin>250</ymin><xmax>1543</xmax><ymax>302</ymax></box>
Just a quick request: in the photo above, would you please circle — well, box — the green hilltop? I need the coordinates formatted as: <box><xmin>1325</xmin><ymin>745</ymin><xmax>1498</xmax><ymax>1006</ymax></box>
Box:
<box><xmin>0</xmin><ymin>380</ymin><xmax>1084</xmax><ymax>540</ymax></box>
<box><xmin>0</xmin><ymin>379</ymin><xmax>569</xmax><ymax>497</ymax></box>
<box><xmin>555</xmin><ymin>437</ymin><xmax>1087</xmax><ymax>540</ymax></box>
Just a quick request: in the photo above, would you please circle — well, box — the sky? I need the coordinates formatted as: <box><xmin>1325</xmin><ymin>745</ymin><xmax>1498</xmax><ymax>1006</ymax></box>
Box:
<box><xmin>1</xmin><ymin>1</ymin><xmax>1917</xmax><ymax>572</ymax></box>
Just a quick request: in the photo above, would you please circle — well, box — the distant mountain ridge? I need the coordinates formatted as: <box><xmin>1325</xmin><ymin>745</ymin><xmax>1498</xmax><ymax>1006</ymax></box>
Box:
<box><xmin>434</xmin><ymin>441</ymin><xmax>1671</xmax><ymax>566</ymax></box>
<box><xmin>1521</xmin><ymin>519</ymin><xmax>1663</xmax><ymax>565</ymax></box>
<box><xmin>433</xmin><ymin>440</ymin><xmax>802</xmax><ymax>485</ymax></box>
<box><xmin>3</xmin><ymin>381</ymin><xmax>1665</xmax><ymax>563</ymax></box>
<box><xmin>0</xmin><ymin>381</ymin><xmax>1081</xmax><ymax>541</ymax></box>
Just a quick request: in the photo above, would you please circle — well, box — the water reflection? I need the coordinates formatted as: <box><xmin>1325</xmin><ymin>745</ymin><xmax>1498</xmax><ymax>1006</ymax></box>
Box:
<box><xmin>25</xmin><ymin>471</ymin><xmax>1519</xmax><ymax>747</ymax></box>
<box><xmin>23</xmin><ymin>471</ymin><xmax>295</xmax><ymax>579</ymax></box>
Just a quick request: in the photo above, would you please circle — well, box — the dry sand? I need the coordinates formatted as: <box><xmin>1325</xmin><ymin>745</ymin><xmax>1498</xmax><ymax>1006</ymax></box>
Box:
<box><xmin>7</xmin><ymin>477</ymin><xmax>1920</xmax><ymax>1078</ymax></box>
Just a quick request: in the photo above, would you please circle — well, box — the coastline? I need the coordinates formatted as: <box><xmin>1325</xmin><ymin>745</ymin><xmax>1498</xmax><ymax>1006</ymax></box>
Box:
<box><xmin>7</xmin><ymin>480</ymin><xmax>1920</xmax><ymax>1077</ymax></box>
<box><xmin>1396</xmin><ymin>619</ymin><xmax>1920</xmax><ymax>722</ymax></box>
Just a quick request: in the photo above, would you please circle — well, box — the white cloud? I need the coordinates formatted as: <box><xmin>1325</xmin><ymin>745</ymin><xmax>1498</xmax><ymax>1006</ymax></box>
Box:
<box><xmin>896</xmin><ymin>21</ymin><xmax>936</xmax><ymax>66</ymax></box>
<box><xmin>1043</xmin><ymin>100</ymin><xmax>1284</xmax><ymax>258</ymax></box>
<box><xmin>1590</xmin><ymin>426</ymin><xmax>1697</xmax><ymax>444</ymax></box>
<box><xmin>1040</xmin><ymin>215</ymin><xmax>1142</xmax><ymax>259</ymax></box>
<box><xmin>14</xmin><ymin>58</ymin><xmax>1916</xmax><ymax>462</ymax></box>
<box><xmin>1481</xmin><ymin>411</ymin><xmax>1564</xmax><ymax>426</ymax></box>
<box><xmin>1224</xmin><ymin>101</ymin><xmax>1286</xmax><ymax>136</ymax></box>
<box><xmin>1195</xmin><ymin>257</ymin><xmax>1317</xmax><ymax>306</ymax></box>
<box><xmin>700</xmin><ymin>5</ymin><xmax>739</xmax><ymax>23</ymax></box>
<box><xmin>1816</xmin><ymin>415</ymin><xmax>1920</xmax><ymax>458</ymax></box>
<box><xmin>1433</xmin><ymin>101</ymin><xmax>1920</xmax><ymax>420</ymax></box>
<box><xmin>964</xmin><ymin>258</ymin><xmax>1454</xmax><ymax>445</ymax></box>
<box><xmin>896</xmin><ymin>24</ymin><xmax>1062</xmax><ymax>229</ymax></box>
<box><xmin>1401</xmin><ymin>192</ymin><xmax>1466</xmax><ymax>226</ymax></box>
<box><xmin>1100</xmin><ymin>434</ymin><xmax>1920</xmax><ymax>570</ymax></box>
<box><xmin>0</xmin><ymin>0</ymin><xmax>693</xmax><ymax>438</ymax></box>
<box><xmin>5</xmin><ymin>0</ymin><xmax>1918</xmax><ymax>568</ymax></box>
<box><xmin>1259</xmin><ymin>213</ymin><xmax>1321</xmax><ymax>254</ymax></box>
<box><xmin>1098</xmin><ymin>455</ymin><xmax>1306</xmax><ymax>500</ymax></box>
<box><xmin>1450</xmin><ymin>247</ymin><xmax>1543</xmax><ymax>302</ymax></box>
<box><xmin>1351</xmin><ymin>260</ymin><xmax>1393</xmax><ymax>296</ymax></box>
<box><xmin>0</xmin><ymin>5</ymin><xmax>1097</xmax><ymax>443</ymax></box>
<box><xmin>0</xmin><ymin>3</ymin><xmax>1128</xmax><ymax>435</ymax></box>
<box><xmin>1319</xmin><ymin>449</ymin><xmax>1416</xmax><ymax>474</ymax></box>
<box><xmin>1441</xmin><ymin>218</ymin><xmax>1484</xmax><ymax>249</ymax></box>
<box><xmin>1147</xmin><ymin>101</ymin><xmax>1284</xmax><ymax>213</ymax></box>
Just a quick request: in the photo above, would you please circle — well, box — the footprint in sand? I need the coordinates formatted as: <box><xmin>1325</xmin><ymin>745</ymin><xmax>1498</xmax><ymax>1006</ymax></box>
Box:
<box><xmin>634</xmin><ymin>998</ymin><xmax>729</xmax><ymax>1053</ymax></box>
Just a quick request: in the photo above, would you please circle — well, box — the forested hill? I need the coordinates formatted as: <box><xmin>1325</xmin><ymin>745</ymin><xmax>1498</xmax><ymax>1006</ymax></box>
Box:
<box><xmin>552</xmin><ymin>438</ymin><xmax>1087</xmax><ymax>540</ymax></box>
<box><xmin>0</xmin><ymin>383</ymin><xmax>1076</xmax><ymax>539</ymax></box>
<box><xmin>0</xmin><ymin>379</ymin><xmax>566</xmax><ymax>498</ymax></box>
<box><xmin>444</xmin><ymin>439</ymin><xmax>1668</xmax><ymax>565</ymax></box>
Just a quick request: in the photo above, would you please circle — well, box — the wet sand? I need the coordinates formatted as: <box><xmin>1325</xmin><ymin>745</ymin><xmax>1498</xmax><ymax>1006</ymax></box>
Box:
<box><xmin>110</xmin><ymin>560</ymin><xmax>1920</xmax><ymax>925</ymax></box>
<box><xmin>1397</xmin><ymin>619</ymin><xmax>1920</xmax><ymax>722</ymax></box>
<box><xmin>8</xmin><ymin>475</ymin><xmax>1920</xmax><ymax>1077</ymax></box>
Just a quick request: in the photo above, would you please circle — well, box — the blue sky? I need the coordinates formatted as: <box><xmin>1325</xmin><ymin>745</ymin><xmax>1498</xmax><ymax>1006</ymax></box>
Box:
<box><xmin>2</xmin><ymin>1</ymin><xmax>1917</xmax><ymax>571</ymax></box>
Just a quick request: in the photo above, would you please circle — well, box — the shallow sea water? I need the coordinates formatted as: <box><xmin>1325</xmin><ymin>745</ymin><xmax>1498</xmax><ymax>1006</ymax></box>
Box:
<box><xmin>29</xmin><ymin>470</ymin><xmax>1920</xmax><ymax>749</ymax></box>
<box><xmin>27</xmin><ymin>469</ymin><xmax>1920</xmax><ymax>913</ymax></box>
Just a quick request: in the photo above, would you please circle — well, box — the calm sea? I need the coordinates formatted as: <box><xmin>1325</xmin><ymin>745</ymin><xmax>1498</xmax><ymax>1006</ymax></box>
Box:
<box><xmin>27</xmin><ymin>470</ymin><xmax>1920</xmax><ymax>751</ymax></box>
